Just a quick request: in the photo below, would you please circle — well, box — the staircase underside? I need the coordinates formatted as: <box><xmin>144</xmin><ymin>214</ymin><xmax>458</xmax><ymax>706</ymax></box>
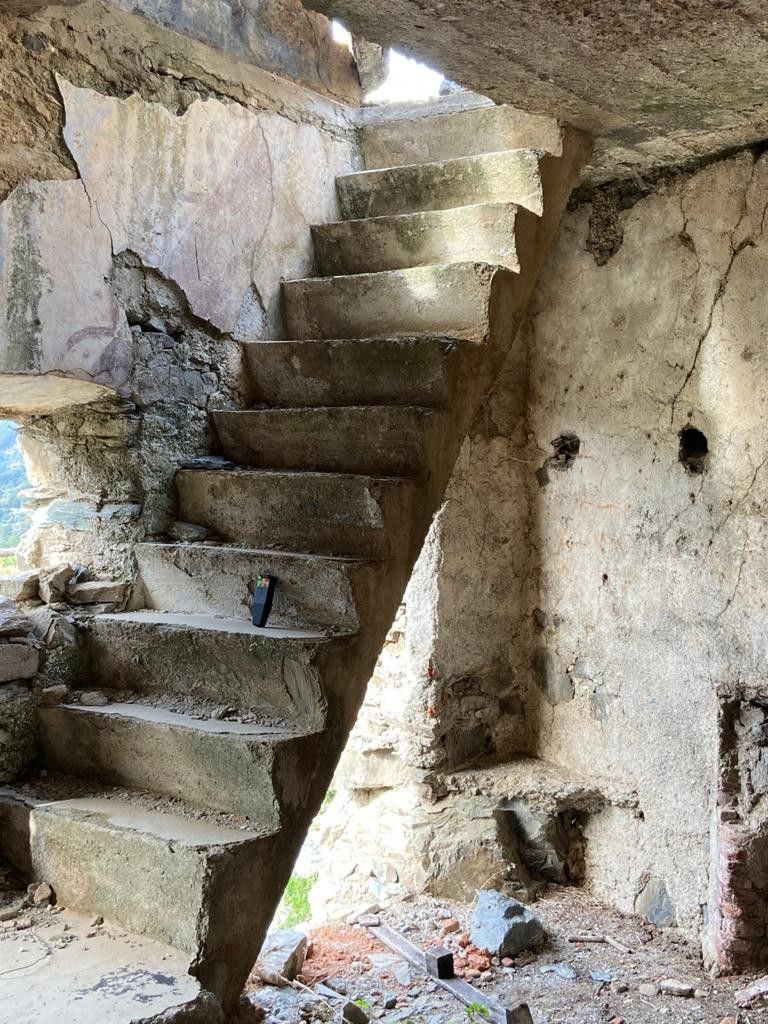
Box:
<box><xmin>1</xmin><ymin>107</ymin><xmax>594</xmax><ymax>1014</ymax></box>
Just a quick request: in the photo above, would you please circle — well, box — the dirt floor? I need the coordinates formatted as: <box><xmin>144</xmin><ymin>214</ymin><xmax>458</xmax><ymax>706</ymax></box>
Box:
<box><xmin>248</xmin><ymin>888</ymin><xmax>768</xmax><ymax>1024</ymax></box>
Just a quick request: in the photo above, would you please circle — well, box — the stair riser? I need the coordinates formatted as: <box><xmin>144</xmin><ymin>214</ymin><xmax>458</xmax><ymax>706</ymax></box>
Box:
<box><xmin>41</xmin><ymin>706</ymin><xmax>294</xmax><ymax>824</ymax></box>
<box><xmin>213</xmin><ymin>407</ymin><xmax>436</xmax><ymax>477</ymax></box>
<box><xmin>135</xmin><ymin>544</ymin><xmax>365</xmax><ymax>631</ymax></box>
<box><xmin>86</xmin><ymin>617</ymin><xmax>326</xmax><ymax>726</ymax></box>
<box><xmin>337</xmin><ymin>150</ymin><xmax>544</xmax><ymax>220</ymax></box>
<box><xmin>312</xmin><ymin>203</ymin><xmax>520</xmax><ymax>276</ymax></box>
<box><xmin>0</xmin><ymin>793</ymin><xmax>244</xmax><ymax>952</ymax></box>
<box><xmin>361</xmin><ymin>104</ymin><xmax>564</xmax><ymax>169</ymax></box>
<box><xmin>177</xmin><ymin>469</ymin><xmax>415</xmax><ymax>559</ymax></box>
<box><xmin>244</xmin><ymin>338</ymin><xmax>467</xmax><ymax>408</ymax></box>
<box><xmin>283</xmin><ymin>263</ymin><xmax>499</xmax><ymax>341</ymax></box>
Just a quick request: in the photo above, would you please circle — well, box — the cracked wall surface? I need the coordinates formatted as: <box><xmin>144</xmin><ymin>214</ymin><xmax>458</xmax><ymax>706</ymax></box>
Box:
<box><xmin>319</xmin><ymin>148</ymin><xmax>768</xmax><ymax>966</ymax></box>
<box><xmin>0</xmin><ymin>4</ymin><xmax>357</xmax><ymax>576</ymax></box>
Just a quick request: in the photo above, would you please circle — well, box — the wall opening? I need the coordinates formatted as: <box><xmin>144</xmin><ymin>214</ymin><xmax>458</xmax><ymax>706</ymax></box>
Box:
<box><xmin>0</xmin><ymin>420</ymin><xmax>30</xmax><ymax>575</ymax></box>
<box><xmin>365</xmin><ymin>49</ymin><xmax>446</xmax><ymax>104</ymax></box>
<box><xmin>679</xmin><ymin>425</ymin><xmax>709</xmax><ymax>474</ymax></box>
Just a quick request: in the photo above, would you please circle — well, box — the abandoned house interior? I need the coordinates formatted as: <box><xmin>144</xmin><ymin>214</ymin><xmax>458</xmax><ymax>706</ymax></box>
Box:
<box><xmin>2</xmin><ymin>1</ymin><xmax>768</xmax><ymax>1022</ymax></box>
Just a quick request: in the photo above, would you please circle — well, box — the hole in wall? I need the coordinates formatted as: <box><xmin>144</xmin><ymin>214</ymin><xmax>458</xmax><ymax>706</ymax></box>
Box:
<box><xmin>551</xmin><ymin>432</ymin><xmax>581</xmax><ymax>469</ymax></box>
<box><xmin>679</xmin><ymin>425</ymin><xmax>709</xmax><ymax>474</ymax></box>
<box><xmin>365</xmin><ymin>48</ymin><xmax>446</xmax><ymax>104</ymax></box>
<box><xmin>0</xmin><ymin>420</ymin><xmax>30</xmax><ymax>576</ymax></box>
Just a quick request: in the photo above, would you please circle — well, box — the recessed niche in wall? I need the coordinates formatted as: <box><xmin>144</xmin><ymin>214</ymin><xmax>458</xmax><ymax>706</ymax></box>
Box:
<box><xmin>679</xmin><ymin>425</ymin><xmax>709</xmax><ymax>474</ymax></box>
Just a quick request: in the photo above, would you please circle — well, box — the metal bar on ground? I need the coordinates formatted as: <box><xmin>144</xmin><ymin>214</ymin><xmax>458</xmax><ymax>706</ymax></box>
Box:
<box><xmin>366</xmin><ymin>922</ymin><xmax>533</xmax><ymax>1024</ymax></box>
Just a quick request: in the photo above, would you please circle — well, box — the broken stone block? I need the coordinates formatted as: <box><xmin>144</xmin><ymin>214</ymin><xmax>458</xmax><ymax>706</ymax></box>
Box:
<box><xmin>168</xmin><ymin>520</ymin><xmax>210</xmax><ymax>542</ymax></box>
<box><xmin>0</xmin><ymin>570</ymin><xmax>40</xmax><ymax>602</ymax></box>
<box><xmin>0</xmin><ymin>599</ymin><xmax>34</xmax><ymax>638</ymax></box>
<box><xmin>39</xmin><ymin>683</ymin><xmax>68</xmax><ymax>705</ymax></box>
<box><xmin>0</xmin><ymin>640</ymin><xmax>40</xmax><ymax>682</ymax></box>
<box><xmin>659</xmin><ymin>979</ymin><xmax>694</xmax><ymax>997</ymax></box>
<box><xmin>735</xmin><ymin>976</ymin><xmax>768</xmax><ymax>1008</ymax></box>
<box><xmin>38</xmin><ymin>563</ymin><xmax>78</xmax><ymax>604</ymax></box>
<box><xmin>469</xmin><ymin>890</ymin><xmax>544</xmax><ymax>957</ymax></box>
<box><xmin>0</xmin><ymin>683</ymin><xmax>38</xmax><ymax>783</ymax></box>
<box><xmin>253</xmin><ymin>928</ymin><xmax>308</xmax><ymax>986</ymax></box>
<box><xmin>342</xmin><ymin>1001</ymin><xmax>369</xmax><ymax>1024</ymax></box>
<box><xmin>67</xmin><ymin>580</ymin><xmax>128</xmax><ymax>605</ymax></box>
<box><xmin>635</xmin><ymin>876</ymin><xmax>677</xmax><ymax>927</ymax></box>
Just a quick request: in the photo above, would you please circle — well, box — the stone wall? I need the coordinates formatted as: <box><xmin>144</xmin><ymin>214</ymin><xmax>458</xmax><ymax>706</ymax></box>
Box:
<box><xmin>0</xmin><ymin>1</ymin><xmax>358</xmax><ymax>574</ymax></box>
<box><xmin>318</xmin><ymin>148</ymin><xmax>768</xmax><ymax>969</ymax></box>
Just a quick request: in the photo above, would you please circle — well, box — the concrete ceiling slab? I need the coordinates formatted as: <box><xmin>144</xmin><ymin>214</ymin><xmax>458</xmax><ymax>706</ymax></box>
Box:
<box><xmin>307</xmin><ymin>0</ymin><xmax>768</xmax><ymax>178</ymax></box>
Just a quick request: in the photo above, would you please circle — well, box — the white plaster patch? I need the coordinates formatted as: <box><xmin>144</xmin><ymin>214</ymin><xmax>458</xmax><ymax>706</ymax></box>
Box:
<box><xmin>59</xmin><ymin>78</ymin><xmax>353</xmax><ymax>337</ymax></box>
<box><xmin>0</xmin><ymin>179</ymin><xmax>131</xmax><ymax>399</ymax></box>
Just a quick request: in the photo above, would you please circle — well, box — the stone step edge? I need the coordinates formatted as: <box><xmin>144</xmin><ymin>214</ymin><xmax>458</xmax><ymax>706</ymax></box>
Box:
<box><xmin>90</xmin><ymin>609</ymin><xmax>351</xmax><ymax>642</ymax></box>
<box><xmin>335</xmin><ymin>146</ymin><xmax>546</xmax><ymax>185</ymax></box>
<box><xmin>0</xmin><ymin>785</ymin><xmax>268</xmax><ymax>848</ymax></box>
<box><xmin>45</xmin><ymin>701</ymin><xmax>316</xmax><ymax>740</ymax></box>
<box><xmin>282</xmin><ymin>259</ymin><xmax>504</xmax><ymax>290</ymax></box>
<box><xmin>311</xmin><ymin>198</ymin><xmax>526</xmax><ymax>230</ymax></box>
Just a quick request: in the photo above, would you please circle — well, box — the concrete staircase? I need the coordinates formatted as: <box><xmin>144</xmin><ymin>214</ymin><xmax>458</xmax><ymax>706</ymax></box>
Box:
<box><xmin>0</xmin><ymin>106</ymin><xmax>590</xmax><ymax>1015</ymax></box>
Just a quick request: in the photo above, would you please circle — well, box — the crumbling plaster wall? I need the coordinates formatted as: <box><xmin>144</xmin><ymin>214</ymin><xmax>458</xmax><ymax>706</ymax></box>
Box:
<box><xmin>321</xmin><ymin>148</ymin><xmax>768</xmax><ymax>962</ymax></box>
<box><xmin>0</xmin><ymin>1</ymin><xmax>358</xmax><ymax>575</ymax></box>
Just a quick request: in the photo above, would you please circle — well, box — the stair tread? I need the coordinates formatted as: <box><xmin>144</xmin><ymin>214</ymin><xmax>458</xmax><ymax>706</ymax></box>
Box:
<box><xmin>94</xmin><ymin>609</ymin><xmax>338</xmax><ymax>641</ymax></box>
<box><xmin>314</xmin><ymin>198</ymin><xmax>521</xmax><ymax>229</ymax></box>
<box><xmin>136</xmin><ymin>541</ymin><xmax>371</xmax><ymax>567</ymax></box>
<box><xmin>284</xmin><ymin>259</ymin><xmax>495</xmax><ymax>289</ymax></box>
<box><xmin>442</xmin><ymin>755</ymin><xmax>639</xmax><ymax>811</ymax></box>
<box><xmin>241</xmin><ymin>333</ymin><xmax>469</xmax><ymax>346</ymax></box>
<box><xmin>179</xmin><ymin>466</ymin><xmax>414</xmax><ymax>482</ymax></box>
<box><xmin>50</xmin><ymin>700</ymin><xmax>310</xmax><ymax>738</ymax></box>
<box><xmin>136</xmin><ymin>541</ymin><xmax>371</xmax><ymax>565</ymax></box>
<box><xmin>0</xmin><ymin>784</ymin><xmax>257</xmax><ymax>846</ymax></box>
<box><xmin>337</xmin><ymin>147</ymin><xmax>542</xmax><ymax>185</ymax></box>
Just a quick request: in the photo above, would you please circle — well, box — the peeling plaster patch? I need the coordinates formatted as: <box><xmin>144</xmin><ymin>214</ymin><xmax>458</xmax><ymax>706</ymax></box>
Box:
<box><xmin>59</xmin><ymin>78</ymin><xmax>353</xmax><ymax>338</ymax></box>
<box><xmin>0</xmin><ymin>179</ymin><xmax>131</xmax><ymax>403</ymax></box>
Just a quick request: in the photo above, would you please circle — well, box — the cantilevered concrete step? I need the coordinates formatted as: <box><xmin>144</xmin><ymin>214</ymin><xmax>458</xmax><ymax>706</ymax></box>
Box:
<box><xmin>312</xmin><ymin>202</ymin><xmax>524</xmax><ymax>276</ymax></box>
<box><xmin>135</xmin><ymin>543</ymin><xmax>377</xmax><ymax>632</ymax></box>
<box><xmin>177</xmin><ymin>468</ymin><xmax>416</xmax><ymax>558</ymax></box>
<box><xmin>0</xmin><ymin>785</ymin><xmax>268</xmax><ymax>954</ymax></box>
<box><xmin>283</xmin><ymin>263</ymin><xmax>509</xmax><ymax>341</ymax></box>
<box><xmin>360</xmin><ymin>103</ymin><xmax>565</xmax><ymax>169</ymax></box>
<box><xmin>86</xmin><ymin>610</ymin><xmax>348</xmax><ymax>725</ymax></box>
<box><xmin>40</xmin><ymin>702</ymin><xmax>313</xmax><ymax>824</ymax></box>
<box><xmin>336</xmin><ymin>149</ymin><xmax>544</xmax><ymax>220</ymax></box>
<box><xmin>213</xmin><ymin>406</ymin><xmax>445</xmax><ymax>477</ymax></box>
<box><xmin>243</xmin><ymin>336</ymin><xmax>475</xmax><ymax>409</ymax></box>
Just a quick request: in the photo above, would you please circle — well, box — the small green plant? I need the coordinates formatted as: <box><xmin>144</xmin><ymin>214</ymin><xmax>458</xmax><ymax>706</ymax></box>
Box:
<box><xmin>353</xmin><ymin>998</ymin><xmax>372</xmax><ymax>1010</ymax></box>
<box><xmin>277</xmin><ymin>871</ymin><xmax>317</xmax><ymax>927</ymax></box>
<box><xmin>465</xmin><ymin>1004</ymin><xmax>490</xmax><ymax>1022</ymax></box>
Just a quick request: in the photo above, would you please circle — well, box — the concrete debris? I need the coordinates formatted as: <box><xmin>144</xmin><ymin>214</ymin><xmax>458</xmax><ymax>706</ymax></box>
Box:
<box><xmin>658</xmin><ymin>978</ymin><xmax>694</xmax><ymax>997</ymax></box>
<box><xmin>0</xmin><ymin>639</ymin><xmax>40</xmax><ymax>682</ymax></box>
<box><xmin>0</xmin><ymin>570</ymin><xmax>40</xmax><ymax>602</ymax></box>
<box><xmin>469</xmin><ymin>890</ymin><xmax>544</xmax><ymax>957</ymax></box>
<box><xmin>38</xmin><ymin>563</ymin><xmax>79</xmax><ymax>604</ymax></box>
<box><xmin>541</xmin><ymin>962</ymin><xmax>577</xmax><ymax>979</ymax></box>
<box><xmin>638</xmin><ymin>982</ymin><xmax>659</xmax><ymax>997</ymax></box>
<box><xmin>0</xmin><ymin>601</ymin><xmax>34</xmax><ymax>638</ymax></box>
<box><xmin>66</xmin><ymin>580</ymin><xmax>128</xmax><ymax>605</ymax></box>
<box><xmin>168</xmin><ymin>520</ymin><xmax>210</xmax><ymax>542</ymax></box>
<box><xmin>253</xmin><ymin>928</ymin><xmax>308</xmax><ymax>987</ymax></box>
<box><xmin>341</xmin><ymin>1000</ymin><xmax>370</xmax><ymax>1024</ymax></box>
<box><xmin>77</xmin><ymin>691</ymin><xmax>111</xmax><ymax>707</ymax></box>
<box><xmin>40</xmin><ymin>683</ymin><xmax>69</xmax><ymax>705</ymax></box>
<box><xmin>31</xmin><ymin>880</ymin><xmax>54</xmax><ymax>905</ymax></box>
<box><xmin>735</xmin><ymin>975</ymin><xmax>768</xmax><ymax>1007</ymax></box>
